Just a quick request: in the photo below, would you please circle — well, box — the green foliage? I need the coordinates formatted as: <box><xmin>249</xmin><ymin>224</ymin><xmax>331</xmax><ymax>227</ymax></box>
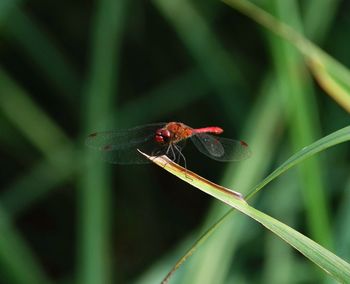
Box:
<box><xmin>143</xmin><ymin>125</ymin><xmax>350</xmax><ymax>283</ymax></box>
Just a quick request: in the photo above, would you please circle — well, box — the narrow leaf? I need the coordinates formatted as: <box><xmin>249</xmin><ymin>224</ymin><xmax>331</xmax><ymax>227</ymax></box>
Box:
<box><xmin>222</xmin><ymin>0</ymin><xmax>350</xmax><ymax>112</ymax></box>
<box><xmin>140</xmin><ymin>150</ymin><xmax>350</xmax><ymax>283</ymax></box>
<box><xmin>247</xmin><ymin>125</ymin><xmax>350</xmax><ymax>199</ymax></box>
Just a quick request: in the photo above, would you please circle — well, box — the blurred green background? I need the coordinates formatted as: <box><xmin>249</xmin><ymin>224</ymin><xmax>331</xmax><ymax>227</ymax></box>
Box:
<box><xmin>0</xmin><ymin>0</ymin><xmax>349</xmax><ymax>283</ymax></box>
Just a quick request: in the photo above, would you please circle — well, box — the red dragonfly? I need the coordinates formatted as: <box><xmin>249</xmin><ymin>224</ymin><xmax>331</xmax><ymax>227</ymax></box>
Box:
<box><xmin>86</xmin><ymin>122</ymin><xmax>250</xmax><ymax>164</ymax></box>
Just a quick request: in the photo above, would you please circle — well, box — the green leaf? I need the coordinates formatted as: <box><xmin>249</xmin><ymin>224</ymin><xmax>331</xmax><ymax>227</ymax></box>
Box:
<box><xmin>222</xmin><ymin>0</ymin><xmax>350</xmax><ymax>112</ymax></box>
<box><xmin>140</xmin><ymin>124</ymin><xmax>350</xmax><ymax>283</ymax></box>
<box><xmin>247</xmin><ymin>125</ymin><xmax>350</xmax><ymax>198</ymax></box>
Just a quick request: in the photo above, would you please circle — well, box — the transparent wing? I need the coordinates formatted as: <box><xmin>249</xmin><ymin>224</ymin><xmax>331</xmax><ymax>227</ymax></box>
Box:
<box><xmin>190</xmin><ymin>133</ymin><xmax>251</xmax><ymax>162</ymax></box>
<box><xmin>85</xmin><ymin>123</ymin><xmax>165</xmax><ymax>150</ymax></box>
<box><xmin>85</xmin><ymin>123</ymin><xmax>166</xmax><ymax>164</ymax></box>
<box><xmin>99</xmin><ymin>141</ymin><xmax>169</xmax><ymax>164</ymax></box>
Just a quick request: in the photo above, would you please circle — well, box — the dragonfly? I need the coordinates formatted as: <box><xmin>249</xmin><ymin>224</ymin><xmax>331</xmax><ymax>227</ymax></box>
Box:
<box><xmin>85</xmin><ymin>122</ymin><xmax>251</xmax><ymax>165</ymax></box>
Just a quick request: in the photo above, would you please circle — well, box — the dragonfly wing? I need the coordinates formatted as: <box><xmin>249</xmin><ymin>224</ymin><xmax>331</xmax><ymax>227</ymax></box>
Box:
<box><xmin>191</xmin><ymin>133</ymin><xmax>250</xmax><ymax>162</ymax></box>
<box><xmin>100</xmin><ymin>139</ymin><xmax>168</xmax><ymax>164</ymax></box>
<box><xmin>85</xmin><ymin>123</ymin><xmax>165</xmax><ymax>150</ymax></box>
<box><xmin>191</xmin><ymin>133</ymin><xmax>224</xmax><ymax>158</ymax></box>
<box><xmin>85</xmin><ymin>123</ymin><xmax>166</xmax><ymax>164</ymax></box>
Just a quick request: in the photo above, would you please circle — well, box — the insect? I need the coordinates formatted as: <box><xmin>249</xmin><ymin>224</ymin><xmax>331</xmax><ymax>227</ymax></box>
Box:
<box><xmin>86</xmin><ymin>122</ymin><xmax>250</xmax><ymax>164</ymax></box>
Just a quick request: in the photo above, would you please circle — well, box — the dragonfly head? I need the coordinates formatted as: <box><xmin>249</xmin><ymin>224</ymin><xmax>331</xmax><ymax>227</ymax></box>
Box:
<box><xmin>155</xmin><ymin>128</ymin><xmax>171</xmax><ymax>144</ymax></box>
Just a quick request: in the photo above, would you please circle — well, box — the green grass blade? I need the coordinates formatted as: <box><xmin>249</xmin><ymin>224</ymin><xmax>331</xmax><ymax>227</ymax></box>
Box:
<box><xmin>303</xmin><ymin>0</ymin><xmax>340</xmax><ymax>42</ymax></box>
<box><xmin>0</xmin><ymin>68</ymin><xmax>72</xmax><ymax>161</ymax></box>
<box><xmin>3</xmin><ymin>7</ymin><xmax>81</xmax><ymax>98</ymax></box>
<box><xmin>151</xmin><ymin>124</ymin><xmax>350</xmax><ymax>283</ymax></box>
<box><xmin>267</xmin><ymin>0</ymin><xmax>331</xmax><ymax>247</ymax></box>
<box><xmin>144</xmin><ymin>152</ymin><xmax>350</xmax><ymax>283</ymax></box>
<box><xmin>246</xmin><ymin>125</ymin><xmax>350</xmax><ymax>199</ymax></box>
<box><xmin>153</xmin><ymin>0</ymin><xmax>248</xmax><ymax>121</ymax></box>
<box><xmin>176</xmin><ymin>2</ymin><xmax>342</xmax><ymax>283</ymax></box>
<box><xmin>1</xmin><ymin>148</ymin><xmax>77</xmax><ymax>216</ymax></box>
<box><xmin>240</xmin><ymin>205</ymin><xmax>350</xmax><ymax>283</ymax></box>
<box><xmin>261</xmin><ymin>174</ymin><xmax>299</xmax><ymax>284</ymax></box>
<box><xmin>175</xmin><ymin>1</ymin><xmax>340</xmax><ymax>280</ymax></box>
<box><xmin>180</xmin><ymin>78</ymin><xmax>283</xmax><ymax>284</ymax></box>
<box><xmin>0</xmin><ymin>205</ymin><xmax>52</xmax><ymax>284</ymax></box>
<box><xmin>0</xmin><ymin>69</ymin><xmax>74</xmax><ymax>284</ymax></box>
<box><xmin>139</xmin><ymin>153</ymin><xmax>248</xmax><ymax>284</ymax></box>
<box><xmin>155</xmin><ymin>124</ymin><xmax>349</xmax><ymax>284</ymax></box>
<box><xmin>78</xmin><ymin>0</ymin><xmax>127</xmax><ymax>283</ymax></box>
<box><xmin>309</xmin><ymin>57</ymin><xmax>350</xmax><ymax>112</ymax></box>
<box><xmin>222</xmin><ymin>0</ymin><xmax>350</xmax><ymax>112</ymax></box>
<box><xmin>335</xmin><ymin>177</ymin><xmax>350</xmax><ymax>259</ymax></box>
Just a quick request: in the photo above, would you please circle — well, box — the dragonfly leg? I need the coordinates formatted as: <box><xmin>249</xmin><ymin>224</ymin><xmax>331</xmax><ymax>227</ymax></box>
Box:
<box><xmin>175</xmin><ymin>147</ymin><xmax>182</xmax><ymax>164</ymax></box>
<box><xmin>173</xmin><ymin>144</ymin><xmax>186</xmax><ymax>168</ymax></box>
<box><xmin>166</xmin><ymin>143</ymin><xmax>177</xmax><ymax>162</ymax></box>
<box><xmin>173</xmin><ymin>144</ymin><xmax>192</xmax><ymax>180</ymax></box>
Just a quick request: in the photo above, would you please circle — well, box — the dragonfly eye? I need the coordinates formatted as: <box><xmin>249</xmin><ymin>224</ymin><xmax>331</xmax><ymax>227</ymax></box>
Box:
<box><xmin>154</xmin><ymin>129</ymin><xmax>171</xmax><ymax>144</ymax></box>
